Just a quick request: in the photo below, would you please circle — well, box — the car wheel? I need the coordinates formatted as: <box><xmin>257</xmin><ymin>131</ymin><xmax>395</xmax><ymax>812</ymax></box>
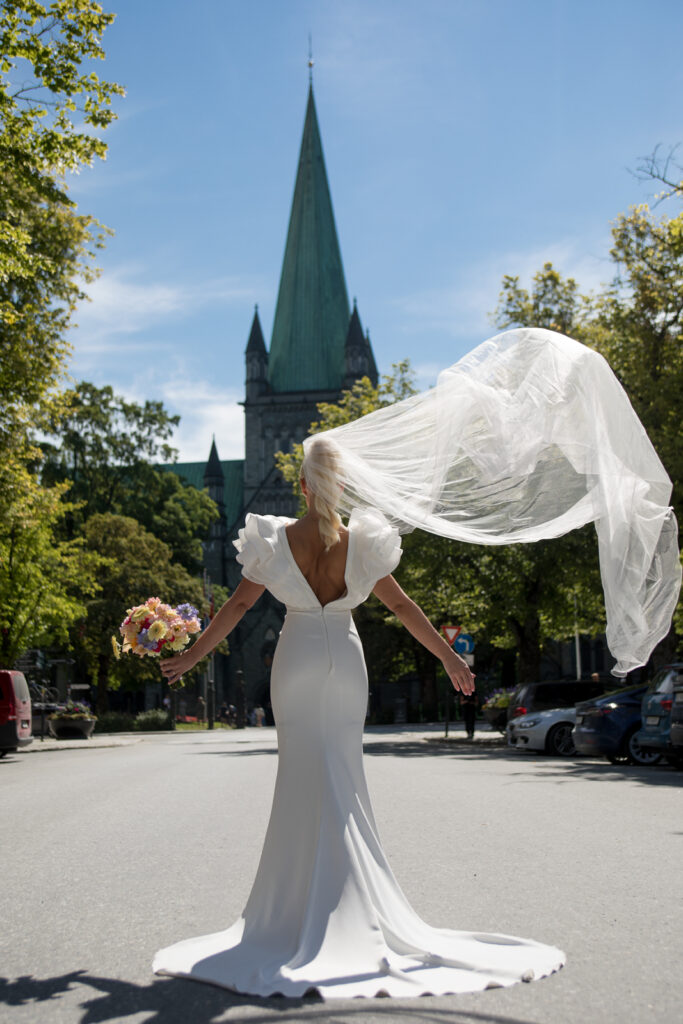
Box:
<box><xmin>545</xmin><ymin>722</ymin><xmax>576</xmax><ymax>757</ymax></box>
<box><xmin>626</xmin><ymin>728</ymin><xmax>662</xmax><ymax>766</ymax></box>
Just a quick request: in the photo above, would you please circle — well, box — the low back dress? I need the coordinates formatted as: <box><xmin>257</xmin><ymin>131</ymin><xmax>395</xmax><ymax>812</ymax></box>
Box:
<box><xmin>153</xmin><ymin>508</ymin><xmax>565</xmax><ymax>998</ymax></box>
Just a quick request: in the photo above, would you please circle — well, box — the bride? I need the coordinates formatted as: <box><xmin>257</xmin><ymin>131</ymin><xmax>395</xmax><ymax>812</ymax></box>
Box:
<box><xmin>154</xmin><ymin>326</ymin><xmax>679</xmax><ymax>998</ymax></box>
<box><xmin>154</xmin><ymin>435</ymin><xmax>565</xmax><ymax>998</ymax></box>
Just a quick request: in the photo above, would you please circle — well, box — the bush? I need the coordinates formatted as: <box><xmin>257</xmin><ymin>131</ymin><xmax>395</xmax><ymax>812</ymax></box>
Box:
<box><xmin>95</xmin><ymin>711</ymin><xmax>135</xmax><ymax>733</ymax></box>
<box><xmin>133</xmin><ymin>709</ymin><xmax>172</xmax><ymax>731</ymax></box>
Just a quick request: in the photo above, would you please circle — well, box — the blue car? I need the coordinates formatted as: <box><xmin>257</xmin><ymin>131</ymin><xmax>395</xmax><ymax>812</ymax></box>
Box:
<box><xmin>572</xmin><ymin>684</ymin><xmax>659</xmax><ymax>765</ymax></box>
<box><xmin>634</xmin><ymin>664</ymin><xmax>683</xmax><ymax>764</ymax></box>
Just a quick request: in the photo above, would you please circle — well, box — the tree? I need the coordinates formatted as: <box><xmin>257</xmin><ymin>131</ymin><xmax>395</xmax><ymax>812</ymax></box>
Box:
<box><xmin>42</xmin><ymin>381</ymin><xmax>219</xmax><ymax>572</ymax></box>
<box><xmin>76</xmin><ymin>513</ymin><xmax>226</xmax><ymax>714</ymax></box>
<box><xmin>493</xmin><ymin>199</ymin><xmax>683</xmax><ymax>669</ymax></box>
<box><xmin>595</xmin><ymin>205</ymin><xmax>683</xmax><ymax>521</ymax></box>
<box><xmin>0</xmin><ymin>1</ymin><xmax>124</xmax><ymax>457</ymax></box>
<box><xmin>0</xmin><ymin>465</ymin><xmax>100</xmax><ymax>667</ymax></box>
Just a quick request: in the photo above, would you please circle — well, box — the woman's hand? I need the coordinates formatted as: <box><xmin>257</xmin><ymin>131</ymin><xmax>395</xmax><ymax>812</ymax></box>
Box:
<box><xmin>160</xmin><ymin>648</ymin><xmax>198</xmax><ymax>687</ymax></box>
<box><xmin>443</xmin><ymin>648</ymin><xmax>475</xmax><ymax>695</ymax></box>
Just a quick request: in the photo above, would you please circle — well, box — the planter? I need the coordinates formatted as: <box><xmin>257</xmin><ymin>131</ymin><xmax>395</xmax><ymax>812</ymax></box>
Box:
<box><xmin>48</xmin><ymin>717</ymin><xmax>96</xmax><ymax>740</ymax></box>
<box><xmin>483</xmin><ymin>706</ymin><xmax>508</xmax><ymax>734</ymax></box>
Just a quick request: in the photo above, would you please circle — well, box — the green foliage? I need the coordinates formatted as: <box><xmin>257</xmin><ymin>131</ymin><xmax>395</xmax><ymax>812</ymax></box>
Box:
<box><xmin>76</xmin><ymin>512</ymin><xmax>224</xmax><ymax>713</ymax></box>
<box><xmin>0</xmin><ymin>0</ymin><xmax>123</xmax><ymax>286</ymax></box>
<box><xmin>595</xmin><ymin>205</ymin><xmax>683</xmax><ymax>520</ymax></box>
<box><xmin>0</xmin><ymin>1</ymin><xmax>123</xmax><ymax>459</ymax></box>
<box><xmin>41</xmin><ymin>381</ymin><xmax>219</xmax><ymax>572</ymax></box>
<box><xmin>492</xmin><ymin>192</ymin><xmax>683</xmax><ymax>667</ymax></box>
<box><xmin>0</xmin><ymin>463</ymin><xmax>100</xmax><ymax>667</ymax></box>
<box><xmin>94</xmin><ymin>710</ymin><xmax>134</xmax><ymax>733</ymax></box>
<box><xmin>492</xmin><ymin>261</ymin><xmax>594</xmax><ymax>340</ymax></box>
<box><xmin>49</xmin><ymin>700</ymin><xmax>94</xmax><ymax>720</ymax></box>
<box><xmin>133</xmin><ymin>708</ymin><xmax>171</xmax><ymax>732</ymax></box>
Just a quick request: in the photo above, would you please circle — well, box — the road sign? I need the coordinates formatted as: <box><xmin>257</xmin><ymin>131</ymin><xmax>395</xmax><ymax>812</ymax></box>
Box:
<box><xmin>441</xmin><ymin>625</ymin><xmax>461</xmax><ymax>645</ymax></box>
<box><xmin>454</xmin><ymin>633</ymin><xmax>474</xmax><ymax>655</ymax></box>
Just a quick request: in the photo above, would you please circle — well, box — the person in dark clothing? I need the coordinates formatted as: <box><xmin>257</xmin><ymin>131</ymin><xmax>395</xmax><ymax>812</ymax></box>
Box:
<box><xmin>460</xmin><ymin>691</ymin><xmax>479</xmax><ymax>739</ymax></box>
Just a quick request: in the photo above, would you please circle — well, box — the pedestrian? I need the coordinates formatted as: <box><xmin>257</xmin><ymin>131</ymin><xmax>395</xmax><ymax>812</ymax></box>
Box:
<box><xmin>196</xmin><ymin>696</ymin><xmax>206</xmax><ymax>723</ymax></box>
<box><xmin>460</xmin><ymin>690</ymin><xmax>479</xmax><ymax>739</ymax></box>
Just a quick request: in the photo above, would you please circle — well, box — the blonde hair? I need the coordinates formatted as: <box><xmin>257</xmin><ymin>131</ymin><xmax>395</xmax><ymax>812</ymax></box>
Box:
<box><xmin>300</xmin><ymin>437</ymin><xmax>343</xmax><ymax>550</ymax></box>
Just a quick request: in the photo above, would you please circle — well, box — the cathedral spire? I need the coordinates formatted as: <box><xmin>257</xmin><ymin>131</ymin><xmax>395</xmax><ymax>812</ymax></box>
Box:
<box><xmin>268</xmin><ymin>83</ymin><xmax>350</xmax><ymax>393</ymax></box>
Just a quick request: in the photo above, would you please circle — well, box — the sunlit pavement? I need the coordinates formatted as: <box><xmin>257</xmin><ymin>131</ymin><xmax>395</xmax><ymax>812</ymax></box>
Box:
<box><xmin>2</xmin><ymin>725</ymin><xmax>681</xmax><ymax>1023</ymax></box>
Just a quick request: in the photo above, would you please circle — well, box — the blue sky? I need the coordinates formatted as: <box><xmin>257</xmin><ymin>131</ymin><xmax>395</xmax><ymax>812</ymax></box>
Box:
<box><xmin>67</xmin><ymin>0</ymin><xmax>683</xmax><ymax>462</ymax></box>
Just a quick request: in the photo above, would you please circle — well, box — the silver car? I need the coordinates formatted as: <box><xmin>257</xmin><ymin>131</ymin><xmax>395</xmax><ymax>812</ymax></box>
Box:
<box><xmin>507</xmin><ymin>707</ymin><xmax>577</xmax><ymax>757</ymax></box>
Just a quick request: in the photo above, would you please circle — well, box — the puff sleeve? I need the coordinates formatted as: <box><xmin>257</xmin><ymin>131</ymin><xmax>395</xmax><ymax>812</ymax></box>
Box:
<box><xmin>350</xmin><ymin>508</ymin><xmax>402</xmax><ymax>597</ymax></box>
<box><xmin>233</xmin><ymin>513</ymin><xmax>289</xmax><ymax>587</ymax></box>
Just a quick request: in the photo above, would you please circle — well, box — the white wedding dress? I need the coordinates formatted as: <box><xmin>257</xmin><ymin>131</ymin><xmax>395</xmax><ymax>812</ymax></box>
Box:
<box><xmin>153</xmin><ymin>509</ymin><xmax>565</xmax><ymax>998</ymax></box>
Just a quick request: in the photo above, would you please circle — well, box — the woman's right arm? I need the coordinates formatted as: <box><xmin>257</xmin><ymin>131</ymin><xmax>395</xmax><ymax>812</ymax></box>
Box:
<box><xmin>160</xmin><ymin>578</ymin><xmax>265</xmax><ymax>686</ymax></box>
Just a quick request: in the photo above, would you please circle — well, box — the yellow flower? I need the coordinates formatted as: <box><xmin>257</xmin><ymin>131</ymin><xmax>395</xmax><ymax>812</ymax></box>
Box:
<box><xmin>168</xmin><ymin>637</ymin><xmax>188</xmax><ymax>651</ymax></box>
<box><xmin>130</xmin><ymin>606</ymin><xmax>149</xmax><ymax>623</ymax></box>
<box><xmin>148</xmin><ymin>620</ymin><xmax>168</xmax><ymax>642</ymax></box>
<box><xmin>111</xmin><ymin>636</ymin><xmax>121</xmax><ymax>660</ymax></box>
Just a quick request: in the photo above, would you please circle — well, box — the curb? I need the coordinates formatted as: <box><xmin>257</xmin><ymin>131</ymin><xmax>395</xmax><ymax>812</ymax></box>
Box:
<box><xmin>18</xmin><ymin>736</ymin><xmax>143</xmax><ymax>753</ymax></box>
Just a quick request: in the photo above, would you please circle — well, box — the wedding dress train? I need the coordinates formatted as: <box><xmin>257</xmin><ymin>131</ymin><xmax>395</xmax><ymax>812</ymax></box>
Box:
<box><xmin>152</xmin><ymin>510</ymin><xmax>565</xmax><ymax>998</ymax></box>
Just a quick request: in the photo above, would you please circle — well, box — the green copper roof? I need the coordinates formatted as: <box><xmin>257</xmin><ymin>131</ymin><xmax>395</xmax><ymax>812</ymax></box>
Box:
<box><xmin>268</xmin><ymin>84</ymin><xmax>350</xmax><ymax>393</ymax></box>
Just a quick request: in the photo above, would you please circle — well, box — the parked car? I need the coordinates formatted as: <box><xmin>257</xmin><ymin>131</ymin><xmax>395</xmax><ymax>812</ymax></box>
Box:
<box><xmin>507</xmin><ymin>706</ymin><xmax>578</xmax><ymax>756</ymax></box>
<box><xmin>0</xmin><ymin>670</ymin><xmax>33</xmax><ymax>757</ymax></box>
<box><xmin>506</xmin><ymin>679</ymin><xmax>609</xmax><ymax>723</ymax></box>
<box><xmin>634</xmin><ymin>664</ymin><xmax>683</xmax><ymax>765</ymax></box>
<box><xmin>670</xmin><ymin>679</ymin><xmax>683</xmax><ymax>759</ymax></box>
<box><xmin>572</xmin><ymin>685</ymin><xmax>657</xmax><ymax>765</ymax></box>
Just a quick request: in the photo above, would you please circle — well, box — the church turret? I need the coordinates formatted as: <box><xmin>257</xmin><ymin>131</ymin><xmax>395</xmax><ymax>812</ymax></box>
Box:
<box><xmin>203</xmin><ymin>438</ymin><xmax>226</xmax><ymax>585</ymax></box>
<box><xmin>343</xmin><ymin>300</ymin><xmax>379</xmax><ymax>389</ymax></box>
<box><xmin>245</xmin><ymin>307</ymin><xmax>269</xmax><ymax>400</ymax></box>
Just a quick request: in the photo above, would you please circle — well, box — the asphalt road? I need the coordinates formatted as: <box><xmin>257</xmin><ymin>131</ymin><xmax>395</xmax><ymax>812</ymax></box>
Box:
<box><xmin>2</xmin><ymin>725</ymin><xmax>681</xmax><ymax>1024</ymax></box>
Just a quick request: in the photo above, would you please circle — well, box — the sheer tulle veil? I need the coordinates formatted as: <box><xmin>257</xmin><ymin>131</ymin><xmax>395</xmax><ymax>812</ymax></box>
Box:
<box><xmin>302</xmin><ymin>328</ymin><xmax>681</xmax><ymax>677</ymax></box>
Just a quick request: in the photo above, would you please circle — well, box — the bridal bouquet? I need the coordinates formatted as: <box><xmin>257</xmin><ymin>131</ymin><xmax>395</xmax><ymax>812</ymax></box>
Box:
<box><xmin>112</xmin><ymin>598</ymin><xmax>201</xmax><ymax>659</ymax></box>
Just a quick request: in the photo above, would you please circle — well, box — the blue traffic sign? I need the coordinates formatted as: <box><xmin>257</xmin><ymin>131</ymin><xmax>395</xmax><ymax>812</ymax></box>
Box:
<box><xmin>454</xmin><ymin>633</ymin><xmax>474</xmax><ymax>655</ymax></box>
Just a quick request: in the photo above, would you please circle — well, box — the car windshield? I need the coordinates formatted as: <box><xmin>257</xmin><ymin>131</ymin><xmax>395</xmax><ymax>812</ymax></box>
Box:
<box><xmin>649</xmin><ymin>668</ymin><xmax>683</xmax><ymax>695</ymax></box>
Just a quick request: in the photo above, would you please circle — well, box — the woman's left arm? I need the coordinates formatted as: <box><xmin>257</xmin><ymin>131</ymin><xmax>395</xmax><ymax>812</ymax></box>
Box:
<box><xmin>372</xmin><ymin>574</ymin><xmax>475</xmax><ymax>695</ymax></box>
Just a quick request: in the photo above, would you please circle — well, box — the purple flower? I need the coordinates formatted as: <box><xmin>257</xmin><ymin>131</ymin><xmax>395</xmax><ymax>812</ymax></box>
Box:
<box><xmin>175</xmin><ymin>603</ymin><xmax>199</xmax><ymax>621</ymax></box>
<box><xmin>137</xmin><ymin>628</ymin><xmax>158</xmax><ymax>651</ymax></box>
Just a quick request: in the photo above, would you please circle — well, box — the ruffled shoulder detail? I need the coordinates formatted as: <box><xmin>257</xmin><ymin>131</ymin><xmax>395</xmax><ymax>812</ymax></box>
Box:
<box><xmin>233</xmin><ymin>513</ymin><xmax>291</xmax><ymax>586</ymax></box>
<box><xmin>349</xmin><ymin>507</ymin><xmax>402</xmax><ymax>595</ymax></box>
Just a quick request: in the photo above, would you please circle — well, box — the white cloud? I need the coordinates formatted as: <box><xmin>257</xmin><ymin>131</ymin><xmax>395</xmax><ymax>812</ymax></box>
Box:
<box><xmin>392</xmin><ymin>234</ymin><xmax>613</xmax><ymax>345</ymax></box>
<box><xmin>161</xmin><ymin>378</ymin><xmax>245</xmax><ymax>464</ymax></box>
<box><xmin>108</xmin><ymin>371</ymin><xmax>245</xmax><ymax>465</ymax></box>
<box><xmin>72</xmin><ymin>265</ymin><xmax>261</xmax><ymax>346</ymax></box>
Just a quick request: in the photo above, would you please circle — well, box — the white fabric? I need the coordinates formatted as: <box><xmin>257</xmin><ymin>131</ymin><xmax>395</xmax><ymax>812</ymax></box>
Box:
<box><xmin>303</xmin><ymin>328</ymin><xmax>680</xmax><ymax>677</ymax></box>
<box><xmin>153</xmin><ymin>511</ymin><xmax>565</xmax><ymax>998</ymax></box>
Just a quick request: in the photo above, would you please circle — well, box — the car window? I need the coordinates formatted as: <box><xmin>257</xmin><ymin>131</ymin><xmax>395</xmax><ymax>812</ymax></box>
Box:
<box><xmin>11</xmin><ymin>674</ymin><xmax>30</xmax><ymax>702</ymax></box>
<box><xmin>513</xmin><ymin>686</ymin><xmax>530</xmax><ymax>706</ymax></box>
<box><xmin>651</xmin><ymin>669</ymin><xmax>683</xmax><ymax>695</ymax></box>
<box><xmin>536</xmin><ymin>684</ymin><xmax>573</xmax><ymax>708</ymax></box>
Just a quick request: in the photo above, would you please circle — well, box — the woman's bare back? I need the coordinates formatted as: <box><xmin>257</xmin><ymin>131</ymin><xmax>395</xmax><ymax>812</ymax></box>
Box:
<box><xmin>284</xmin><ymin>519</ymin><xmax>349</xmax><ymax>607</ymax></box>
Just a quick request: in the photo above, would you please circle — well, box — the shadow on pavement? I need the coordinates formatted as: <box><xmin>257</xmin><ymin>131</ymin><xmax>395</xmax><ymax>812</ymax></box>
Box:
<box><xmin>0</xmin><ymin>971</ymin><xmax>551</xmax><ymax>1024</ymax></box>
<box><xmin>361</xmin><ymin>740</ymin><xmax>683</xmax><ymax>788</ymax></box>
<box><xmin>180</xmin><ymin>736</ymin><xmax>683</xmax><ymax>787</ymax></box>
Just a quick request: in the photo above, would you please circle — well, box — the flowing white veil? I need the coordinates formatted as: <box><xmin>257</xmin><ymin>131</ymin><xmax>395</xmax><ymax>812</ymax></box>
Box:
<box><xmin>302</xmin><ymin>328</ymin><xmax>681</xmax><ymax>677</ymax></box>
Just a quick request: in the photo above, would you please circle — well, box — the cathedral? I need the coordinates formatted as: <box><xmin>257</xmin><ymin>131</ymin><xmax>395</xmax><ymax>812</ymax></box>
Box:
<box><xmin>166</xmin><ymin>83</ymin><xmax>378</xmax><ymax>707</ymax></box>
